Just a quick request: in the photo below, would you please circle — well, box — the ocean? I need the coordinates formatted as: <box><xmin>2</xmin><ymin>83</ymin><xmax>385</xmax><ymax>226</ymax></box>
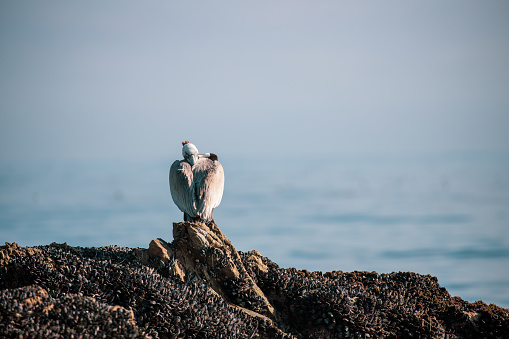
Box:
<box><xmin>1</xmin><ymin>152</ymin><xmax>508</xmax><ymax>308</ymax></box>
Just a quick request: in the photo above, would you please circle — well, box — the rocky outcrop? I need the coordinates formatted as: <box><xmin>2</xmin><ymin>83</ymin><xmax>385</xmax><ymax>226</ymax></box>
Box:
<box><xmin>173</xmin><ymin>222</ymin><xmax>275</xmax><ymax>320</ymax></box>
<box><xmin>1</xmin><ymin>222</ymin><xmax>508</xmax><ymax>338</ymax></box>
<box><xmin>135</xmin><ymin>222</ymin><xmax>277</xmax><ymax>322</ymax></box>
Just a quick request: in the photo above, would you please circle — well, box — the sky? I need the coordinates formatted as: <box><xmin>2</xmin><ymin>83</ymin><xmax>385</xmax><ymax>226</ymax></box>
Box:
<box><xmin>1</xmin><ymin>1</ymin><xmax>508</xmax><ymax>162</ymax></box>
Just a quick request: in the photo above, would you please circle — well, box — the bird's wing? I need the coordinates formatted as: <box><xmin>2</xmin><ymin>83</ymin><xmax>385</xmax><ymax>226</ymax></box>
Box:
<box><xmin>193</xmin><ymin>159</ymin><xmax>225</xmax><ymax>221</ymax></box>
<box><xmin>169</xmin><ymin>160</ymin><xmax>196</xmax><ymax>216</ymax></box>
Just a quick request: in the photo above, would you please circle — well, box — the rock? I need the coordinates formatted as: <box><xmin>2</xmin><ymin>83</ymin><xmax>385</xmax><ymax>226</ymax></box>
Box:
<box><xmin>148</xmin><ymin>238</ymin><xmax>173</xmax><ymax>262</ymax></box>
<box><xmin>246</xmin><ymin>250</ymin><xmax>269</xmax><ymax>274</ymax></box>
<box><xmin>1</xmin><ymin>223</ymin><xmax>508</xmax><ymax>338</ymax></box>
<box><xmin>135</xmin><ymin>238</ymin><xmax>185</xmax><ymax>282</ymax></box>
<box><xmin>133</xmin><ymin>247</ymin><xmax>150</xmax><ymax>265</ymax></box>
<box><xmin>0</xmin><ymin>284</ymin><xmax>151</xmax><ymax>338</ymax></box>
<box><xmin>108</xmin><ymin>305</ymin><xmax>136</xmax><ymax>326</ymax></box>
<box><xmin>50</xmin><ymin>241</ymin><xmax>77</xmax><ymax>252</ymax></box>
<box><xmin>172</xmin><ymin>222</ymin><xmax>277</xmax><ymax>321</ymax></box>
<box><xmin>0</xmin><ymin>242</ymin><xmax>41</xmax><ymax>266</ymax></box>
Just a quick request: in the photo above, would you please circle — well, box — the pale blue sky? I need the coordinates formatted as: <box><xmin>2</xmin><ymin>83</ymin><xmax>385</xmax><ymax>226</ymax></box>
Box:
<box><xmin>1</xmin><ymin>1</ymin><xmax>508</xmax><ymax>161</ymax></box>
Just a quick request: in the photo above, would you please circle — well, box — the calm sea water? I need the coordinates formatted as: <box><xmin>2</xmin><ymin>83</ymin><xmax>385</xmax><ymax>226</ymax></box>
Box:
<box><xmin>1</xmin><ymin>152</ymin><xmax>508</xmax><ymax>308</ymax></box>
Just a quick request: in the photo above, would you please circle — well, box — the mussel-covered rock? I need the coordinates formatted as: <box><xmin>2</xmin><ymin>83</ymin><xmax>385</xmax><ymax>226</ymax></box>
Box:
<box><xmin>1</xmin><ymin>223</ymin><xmax>508</xmax><ymax>339</ymax></box>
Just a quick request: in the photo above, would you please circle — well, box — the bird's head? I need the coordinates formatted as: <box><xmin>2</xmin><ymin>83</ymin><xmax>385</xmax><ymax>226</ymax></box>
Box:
<box><xmin>182</xmin><ymin>141</ymin><xmax>199</xmax><ymax>166</ymax></box>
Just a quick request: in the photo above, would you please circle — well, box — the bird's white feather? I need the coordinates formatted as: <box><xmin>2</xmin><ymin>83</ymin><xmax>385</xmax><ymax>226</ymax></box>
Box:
<box><xmin>192</xmin><ymin>158</ymin><xmax>224</xmax><ymax>221</ymax></box>
<box><xmin>169</xmin><ymin>160</ymin><xmax>196</xmax><ymax>217</ymax></box>
<box><xmin>169</xmin><ymin>150</ymin><xmax>224</xmax><ymax>222</ymax></box>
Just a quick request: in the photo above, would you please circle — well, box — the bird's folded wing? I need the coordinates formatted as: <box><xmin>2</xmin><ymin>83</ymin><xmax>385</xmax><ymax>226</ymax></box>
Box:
<box><xmin>169</xmin><ymin>160</ymin><xmax>195</xmax><ymax>215</ymax></box>
<box><xmin>193</xmin><ymin>160</ymin><xmax>225</xmax><ymax>220</ymax></box>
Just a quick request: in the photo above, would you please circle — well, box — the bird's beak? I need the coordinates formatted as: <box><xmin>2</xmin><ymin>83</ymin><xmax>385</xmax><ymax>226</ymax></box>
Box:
<box><xmin>186</xmin><ymin>154</ymin><xmax>198</xmax><ymax>165</ymax></box>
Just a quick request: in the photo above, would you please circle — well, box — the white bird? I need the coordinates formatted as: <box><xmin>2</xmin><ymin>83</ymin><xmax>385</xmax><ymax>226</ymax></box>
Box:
<box><xmin>169</xmin><ymin>141</ymin><xmax>224</xmax><ymax>223</ymax></box>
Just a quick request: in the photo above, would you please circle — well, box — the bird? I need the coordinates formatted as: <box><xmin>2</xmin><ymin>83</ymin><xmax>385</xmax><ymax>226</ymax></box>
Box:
<box><xmin>169</xmin><ymin>141</ymin><xmax>224</xmax><ymax>224</ymax></box>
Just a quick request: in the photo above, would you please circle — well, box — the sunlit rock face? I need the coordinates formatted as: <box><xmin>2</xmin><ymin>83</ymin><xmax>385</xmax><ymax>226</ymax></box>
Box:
<box><xmin>171</xmin><ymin>222</ymin><xmax>276</xmax><ymax>320</ymax></box>
<box><xmin>1</xmin><ymin>223</ymin><xmax>509</xmax><ymax>338</ymax></box>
